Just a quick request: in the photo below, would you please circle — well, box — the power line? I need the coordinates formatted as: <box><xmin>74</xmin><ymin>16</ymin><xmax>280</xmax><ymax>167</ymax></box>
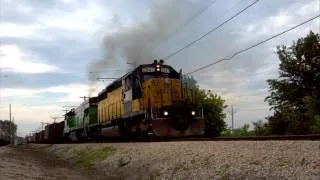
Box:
<box><xmin>239</xmin><ymin>107</ymin><xmax>269</xmax><ymax>111</ymax></box>
<box><xmin>162</xmin><ymin>0</ymin><xmax>259</xmax><ymax>60</ymax></box>
<box><xmin>62</xmin><ymin>105</ymin><xmax>78</xmax><ymax>108</ymax></box>
<box><xmin>50</xmin><ymin>116</ymin><xmax>63</xmax><ymax>123</ymax></box>
<box><xmin>153</xmin><ymin>0</ymin><xmax>218</xmax><ymax>53</ymax></box>
<box><xmin>198</xmin><ymin>65</ymin><xmax>279</xmax><ymax>79</ymax></box>
<box><xmin>194</xmin><ymin>50</ymin><xmax>319</xmax><ymax>93</ymax></box>
<box><xmin>96</xmin><ymin>77</ymin><xmax>119</xmax><ymax>80</ymax></box>
<box><xmin>224</xmin><ymin>90</ymin><xmax>268</xmax><ymax>101</ymax></box>
<box><xmin>318</xmin><ymin>0</ymin><xmax>320</xmax><ymax>33</ymax></box>
<box><xmin>186</xmin><ymin>14</ymin><xmax>320</xmax><ymax>75</ymax></box>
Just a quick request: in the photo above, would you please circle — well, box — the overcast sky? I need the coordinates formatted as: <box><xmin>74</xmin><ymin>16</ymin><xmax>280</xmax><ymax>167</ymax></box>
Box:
<box><xmin>0</xmin><ymin>0</ymin><xmax>319</xmax><ymax>136</ymax></box>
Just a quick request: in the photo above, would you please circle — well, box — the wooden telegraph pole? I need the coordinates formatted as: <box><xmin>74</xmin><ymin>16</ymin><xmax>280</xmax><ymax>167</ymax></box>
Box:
<box><xmin>231</xmin><ymin>105</ymin><xmax>234</xmax><ymax>134</ymax></box>
<box><xmin>79</xmin><ymin>96</ymin><xmax>88</xmax><ymax>101</ymax></box>
<box><xmin>9</xmin><ymin>104</ymin><xmax>12</xmax><ymax>144</ymax></box>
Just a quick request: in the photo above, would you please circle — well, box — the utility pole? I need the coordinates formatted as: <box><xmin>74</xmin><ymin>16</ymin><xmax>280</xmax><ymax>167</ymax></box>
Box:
<box><xmin>62</xmin><ymin>108</ymin><xmax>69</xmax><ymax>114</ymax></box>
<box><xmin>127</xmin><ymin>62</ymin><xmax>136</xmax><ymax>69</ymax></box>
<box><xmin>50</xmin><ymin>116</ymin><xmax>58</xmax><ymax>123</ymax></box>
<box><xmin>50</xmin><ymin>116</ymin><xmax>63</xmax><ymax>123</ymax></box>
<box><xmin>79</xmin><ymin>96</ymin><xmax>88</xmax><ymax>101</ymax></box>
<box><xmin>40</xmin><ymin>122</ymin><xmax>49</xmax><ymax>130</ymax></box>
<box><xmin>12</xmin><ymin>116</ymin><xmax>15</xmax><ymax>138</ymax></box>
<box><xmin>62</xmin><ymin>105</ymin><xmax>77</xmax><ymax>115</ymax></box>
<box><xmin>9</xmin><ymin>104</ymin><xmax>12</xmax><ymax>143</ymax></box>
<box><xmin>231</xmin><ymin>105</ymin><xmax>234</xmax><ymax>134</ymax></box>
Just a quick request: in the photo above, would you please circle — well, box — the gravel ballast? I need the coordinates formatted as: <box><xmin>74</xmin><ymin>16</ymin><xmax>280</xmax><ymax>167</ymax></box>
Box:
<box><xmin>42</xmin><ymin>141</ymin><xmax>320</xmax><ymax>180</ymax></box>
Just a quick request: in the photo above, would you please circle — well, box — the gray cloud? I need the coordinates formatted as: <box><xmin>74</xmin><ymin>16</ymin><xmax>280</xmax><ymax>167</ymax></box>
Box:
<box><xmin>0</xmin><ymin>72</ymin><xmax>82</xmax><ymax>89</ymax></box>
<box><xmin>157</xmin><ymin>0</ymin><xmax>317</xmax><ymax>72</ymax></box>
<box><xmin>1</xmin><ymin>0</ymin><xmax>318</xmax><ymax>134</ymax></box>
<box><xmin>86</xmin><ymin>0</ymin><xmax>215</xmax><ymax>95</ymax></box>
<box><xmin>153</xmin><ymin>0</ymin><xmax>318</xmax><ymax>127</ymax></box>
<box><xmin>89</xmin><ymin>0</ymin><xmax>218</xmax><ymax>69</ymax></box>
<box><xmin>85</xmin><ymin>0</ymin><xmax>318</xmax><ymax>126</ymax></box>
<box><xmin>1</xmin><ymin>0</ymin><xmax>77</xmax><ymax>24</ymax></box>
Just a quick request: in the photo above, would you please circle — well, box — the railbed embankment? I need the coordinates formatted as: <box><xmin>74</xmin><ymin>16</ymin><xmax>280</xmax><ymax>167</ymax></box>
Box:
<box><xmin>32</xmin><ymin>140</ymin><xmax>320</xmax><ymax>180</ymax></box>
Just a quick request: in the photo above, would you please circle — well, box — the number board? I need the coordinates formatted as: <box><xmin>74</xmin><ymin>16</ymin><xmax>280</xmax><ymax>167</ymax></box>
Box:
<box><xmin>142</xmin><ymin>67</ymin><xmax>155</xmax><ymax>73</ymax></box>
<box><xmin>141</xmin><ymin>66</ymin><xmax>170</xmax><ymax>74</ymax></box>
<box><xmin>161</xmin><ymin>67</ymin><xmax>170</xmax><ymax>74</ymax></box>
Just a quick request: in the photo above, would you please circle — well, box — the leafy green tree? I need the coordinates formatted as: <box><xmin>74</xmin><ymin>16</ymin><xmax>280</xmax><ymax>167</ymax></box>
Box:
<box><xmin>221</xmin><ymin>121</ymin><xmax>270</xmax><ymax>137</ymax></box>
<box><xmin>232</xmin><ymin>124</ymin><xmax>253</xmax><ymax>137</ymax></box>
<box><xmin>304</xmin><ymin>96</ymin><xmax>320</xmax><ymax>133</ymax></box>
<box><xmin>182</xmin><ymin>75</ymin><xmax>227</xmax><ymax>136</ymax></box>
<box><xmin>0</xmin><ymin>120</ymin><xmax>17</xmax><ymax>136</ymax></box>
<box><xmin>221</xmin><ymin>124</ymin><xmax>253</xmax><ymax>137</ymax></box>
<box><xmin>202</xmin><ymin>91</ymin><xmax>227</xmax><ymax>136</ymax></box>
<box><xmin>220</xmin><ymin>127</ymin><xmax>232</xmax><ymax>137</ymax></box>
<box><xmin>252</xmin><ymin>120</ymin><xmax>269</xmax><ymax>136</ymax></box>
<box><xmin>265</xmin><ymin>31</ymin><xmax>320</xmax><ymax>134</ymax></box>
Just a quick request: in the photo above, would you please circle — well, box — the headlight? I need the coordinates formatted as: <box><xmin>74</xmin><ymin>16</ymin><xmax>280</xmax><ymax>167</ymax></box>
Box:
<box><xmin>156</xmin><ymin>68</ymin><xmax>160</xmax><ymax>72</ymax></box>
<box><xmin>156</xmin><ymin>64</ymin><xmax>160</xmax><ymax>68</ymax></box>
<box><xmin>191</xmin><ymin>111</ymin><xmax>196</xmax><ymax>116</ymax></box>
<box><xmin>163</xmin><ymin>111</ymin><xmax>168</xmax><ymax>116</ymax></box>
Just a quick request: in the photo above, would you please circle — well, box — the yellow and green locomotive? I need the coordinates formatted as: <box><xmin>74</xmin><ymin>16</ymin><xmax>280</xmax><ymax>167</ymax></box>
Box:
<box><xmin>97</xmin><ymin>60</ymin><xmax>205</xmax><ymax>138</ymax></box>
<box><xmin>27</xmin><ymin>60</ymin><xmax>205</xmax><ymax>143</ymax></box>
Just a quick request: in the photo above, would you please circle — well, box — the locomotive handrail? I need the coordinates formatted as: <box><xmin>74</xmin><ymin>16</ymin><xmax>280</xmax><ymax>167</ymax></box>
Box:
<box><xmin>137</xmin><ymin>77</ymin><xmax>144</xmax><ymax>111</ymax></box>
<box><xmin>115</xmin><ymin>101</ymin><xmax>118</xmax><ymax>119</ymax></box>
<box><xmin>107</xmin><ymin>102</ymin><xmax>110</xmax><ymax>122</ymax></box>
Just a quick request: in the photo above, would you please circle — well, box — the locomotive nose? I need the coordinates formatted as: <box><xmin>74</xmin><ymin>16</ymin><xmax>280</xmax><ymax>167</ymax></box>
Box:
<box><xmin>150</xmin><ymin>102</ymin><xmax>205</xmax><ymax>137</ymax></box>
<box><xmin>171</xmin><ymin>114</ymin><xmax>192</xmax><ymax>131</ymax></box>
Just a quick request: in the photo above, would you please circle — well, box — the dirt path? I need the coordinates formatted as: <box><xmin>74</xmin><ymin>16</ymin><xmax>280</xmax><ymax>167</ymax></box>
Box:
<box><xmin>0</xmin><ymin>145</ymin><xmax>92</xmax><ymax>180</ymax></box>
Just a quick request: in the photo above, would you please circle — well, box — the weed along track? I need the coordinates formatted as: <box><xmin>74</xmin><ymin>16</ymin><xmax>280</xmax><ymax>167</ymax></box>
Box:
<box><xmin>0</xmin><ymin>145</ymin><xmax>96</xmax><ymax>180</ymax></box>
<box><xmin>73</xmin><ymin>146</ymin><xmax>116</xmax><ymax>170</ymax></box>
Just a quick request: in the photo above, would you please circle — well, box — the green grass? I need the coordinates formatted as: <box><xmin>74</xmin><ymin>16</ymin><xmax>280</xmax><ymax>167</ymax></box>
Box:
<box><xmin>74</xmin><ymin>146</ymin><xmax>116</xmax><ymax>169</ymax></box>
<box><xmin>218</xmin><ymin>174</ymin><xmax>230</xmax><ymax>180</ymax></box>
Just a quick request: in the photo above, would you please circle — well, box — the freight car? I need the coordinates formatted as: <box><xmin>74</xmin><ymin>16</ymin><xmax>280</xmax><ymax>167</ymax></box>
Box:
<box><xmin>44</xmin><ymin>121</ymin><xmax>65</xmax><ymax>143</ymax></box>
<box><xmin>28</xmin><ymin>60</ymin><xmax>205</xmax><ymax>143</ymax></box>
<box><xmin>27</xmin><ymin>121</ymin><xmax>65</xmax><ymax>144</ymax></box>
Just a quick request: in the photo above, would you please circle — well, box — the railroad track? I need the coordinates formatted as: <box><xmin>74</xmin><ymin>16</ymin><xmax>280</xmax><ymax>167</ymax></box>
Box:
<box><xmin>24</xmin><ymin>134</ymin><xmax>320</xmax><ymax>145</ymax></box>
<box><xmin>170</xmin><ymin>134</ymin><xmax>320</xmax><ymax>142</ymax></box>
<box><xmin>0</xmin><ymin>139</ymin><xmax>10</xmax><ymax>146</ymax></box>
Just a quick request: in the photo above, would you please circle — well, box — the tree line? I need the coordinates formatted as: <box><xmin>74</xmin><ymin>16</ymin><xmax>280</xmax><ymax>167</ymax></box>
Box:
<box><xmin>0</xmin><ymin>120</ymin><xmax>17</xmax><ymax>137</ymax></box>
<box><xmin>185</xmin><ymin>31</ymin><xmax>320</xmax><ymax>136</ymax></box>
